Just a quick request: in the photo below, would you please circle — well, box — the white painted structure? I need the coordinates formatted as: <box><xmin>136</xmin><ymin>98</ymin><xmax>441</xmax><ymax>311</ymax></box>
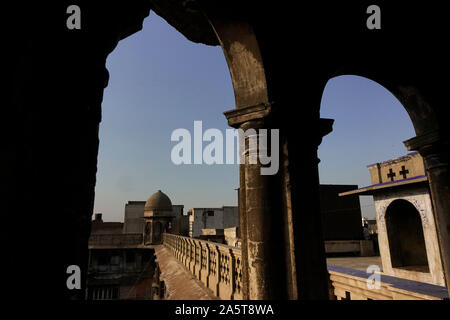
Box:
<box><xmin>374</xmin><ymin>187</ymin><xmax>445</xmax><ymax>286</ymax></box>
<box><xmin>340</xmin><ymin>152</ymin><xmax>446</xmax><ymax>286</ymax></box>
<box><xmin>188</xmin><ymin>206</ymin><xmax>239</xmax><ymax>238</ymax></box>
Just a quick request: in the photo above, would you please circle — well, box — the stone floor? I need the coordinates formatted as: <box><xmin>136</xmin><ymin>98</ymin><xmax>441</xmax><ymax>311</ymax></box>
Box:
<box><xmin>153</xmin><ymin>245</ymin><xmax>217</xmax><ymax>300</ymax></box>
<box><xmin>326</xmin><ymin>256</ymin><xmax>383</xmax><ymax>271</ymax></box>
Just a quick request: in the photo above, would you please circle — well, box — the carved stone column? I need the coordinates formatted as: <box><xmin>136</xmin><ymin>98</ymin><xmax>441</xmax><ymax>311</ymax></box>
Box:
<box><xmin>224</xmin><ymin>102</ymin><xmax>285</xmax><ymax>299</ymax></box>
<box><xmin>404</xmin><ymin>130</ymin><xmax>450</xmax><ymax>293</ymax></box>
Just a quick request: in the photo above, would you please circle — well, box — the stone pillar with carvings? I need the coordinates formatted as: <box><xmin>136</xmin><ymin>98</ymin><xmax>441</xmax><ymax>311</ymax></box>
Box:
<box><xmin>404</xmin><ymin>130</ymin><xmax>450</xmax><ymax>292</ymax></box>
<box><xmin>224</xmin><ymin>102</ymin><xmax>286</xmax><ymax>299</ymax></box>
<box><xmin>284</xmin><ymin>117</ymin><xmax>334</xmax><ymax>300</ymax></box>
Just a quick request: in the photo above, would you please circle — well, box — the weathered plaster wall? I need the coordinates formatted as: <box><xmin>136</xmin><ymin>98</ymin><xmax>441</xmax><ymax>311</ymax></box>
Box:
<box><xmin>123</xmin><ymin>201</ymin><xmax>146</xmax><ymax>234</ymax></box>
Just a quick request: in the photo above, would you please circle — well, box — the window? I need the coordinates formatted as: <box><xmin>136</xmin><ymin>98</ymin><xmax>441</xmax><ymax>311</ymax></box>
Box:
<box><xmin>98</xmin><ymin>252</ymin><xmax>109</xmax><ymax>266</ymax></box>
<box><xmin>126</xmin><ymin>251</ymin><xmax>135</xmax><ymax>264</ymax></box>
<box><xmin>111</xmin><ymin>255</ymin><xmax>120</xmax><ymax>265</ymax></box>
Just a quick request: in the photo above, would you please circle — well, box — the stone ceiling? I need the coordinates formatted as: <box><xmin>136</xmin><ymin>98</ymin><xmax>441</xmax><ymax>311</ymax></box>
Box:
<box><xmin>149</xmin><ymin>0</ymin><xmax>219</xmax><ymax>46</ymax></box>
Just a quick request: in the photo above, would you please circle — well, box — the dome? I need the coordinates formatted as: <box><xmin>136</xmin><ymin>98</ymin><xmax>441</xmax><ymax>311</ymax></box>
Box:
<box><xmin>144</xmin><ymin>190</ymin><xmax>173</xmax><ymax>212</ymax></box>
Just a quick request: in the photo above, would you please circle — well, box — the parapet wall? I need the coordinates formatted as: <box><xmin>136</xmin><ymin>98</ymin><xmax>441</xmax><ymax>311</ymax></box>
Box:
<box><xmin>163</xmin><ymin>233</ymin><xmax>243</xmax><ymax>300</ymax></box>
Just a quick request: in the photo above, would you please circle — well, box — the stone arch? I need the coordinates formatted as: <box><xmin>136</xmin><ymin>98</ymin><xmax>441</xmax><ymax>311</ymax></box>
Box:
<box><xmin>205</xmin><ymin>15</ymin><xmax>283</xmax><ymax>300</ymax></box>
<box><xmin>8</xmin><ymin>0</ymin><xmax>450</xmax><ymax>301</ymax></box>
<box><xmin>99</xmin><ymin>10</ymin><xmax>270</xmax><ymax>298</ymax></box>
<box><xmin>207</xmin><ymin>19</ymin><xmax>269</xmax><ymax>108</ymax></box>
<box><xmin>153</xmin><ymin>221</ymin><xmax>163</xmax><ymax>243</ymax></box>
<box><xmin>320</xmin><ymin>69</ymin><xmax>449</xmax><ymax>289</ymax></box>
<box><xmin>144</xmin><ymin>221</ymin><xmax>152</xmax><ymax>244</ymax></box>
<box><xmin>327</xmin><ymin>69</ymin><xmax>440</xmax><ymax>137</ymax></box>
<box><xmin>384</xmin><ymin>199</ymin><xmax>429</xmax><ymax>272</ymax></box>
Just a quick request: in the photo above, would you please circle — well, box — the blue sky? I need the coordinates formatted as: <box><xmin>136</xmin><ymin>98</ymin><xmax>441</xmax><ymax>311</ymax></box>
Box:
<box><xmin>94</xmin><ymin>13</ymin><xmax>415</xmax><ymax>221</ymax></box>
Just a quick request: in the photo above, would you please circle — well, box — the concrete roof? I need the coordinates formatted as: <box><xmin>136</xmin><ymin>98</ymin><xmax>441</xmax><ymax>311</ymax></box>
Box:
<box><xmin>339</xmin><ymin>175</ymin><xmax>428</xmax><ymax>197</ymax></box>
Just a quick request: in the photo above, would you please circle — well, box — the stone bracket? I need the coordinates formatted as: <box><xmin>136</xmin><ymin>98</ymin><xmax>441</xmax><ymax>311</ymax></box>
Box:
<box><xmin>404</xmin><ymin>130</ymin><xmax>450</xmax><ymax>168</ymax></box>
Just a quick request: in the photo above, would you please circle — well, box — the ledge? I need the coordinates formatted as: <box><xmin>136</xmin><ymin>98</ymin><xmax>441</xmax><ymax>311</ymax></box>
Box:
<box><xmin>338</xmin><ymin>175</ymin><xmax>428</xmax><ymax>196</ymax></box>
<box><xmin>328</xmin><ymin>265</ymin><xmax>449</xmax><ymax>300</ymax></box>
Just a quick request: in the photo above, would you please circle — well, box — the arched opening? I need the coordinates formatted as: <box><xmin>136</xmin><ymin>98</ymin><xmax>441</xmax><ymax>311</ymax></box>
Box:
<box><xmin>154</xmin><ymin>221</ymin><xmax>163</xmax><ymax>243</ymax></box>
<box><xmin>94</xmin><ymin>13</ymin><xmax>237</xmax><ymax>221</ymax></box>
<box><xmin>385</xmin><ymin>199</ymin><xmax>429</xmax><ymax>272</ymax></box>
<box><xmin>144</xmin><ymin>222</ymin><xmax>151</xmax><ymax>244</ymax></box>
<box><xmin>9</xmin><ymin>1</ymin><xmax>449</xmax><ymax>301</ymax></box>
<box><xmin>88</xmin><ymin>12</ymin><xmax>239</xmax><ymax>300</ymax></box>
<box><xmin>319</xmin><ymin>75</ymin><xmax>417</xmax><ymax>264</ymax></box>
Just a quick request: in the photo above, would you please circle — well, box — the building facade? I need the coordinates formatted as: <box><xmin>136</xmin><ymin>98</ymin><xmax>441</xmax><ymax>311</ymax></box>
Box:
<box><xmin>123</xmin><ymin>201</ymin><xmax>146</xmax><ymax>234</ymax></box>
<box><xmin>123</xmin><ymin>200</ymin><xmax>185</xmax><ymax>235</ymax></box>
<box><xmin>142</xmin><ymin>190</ymin><xmax>189</xmax><ymax>245</ymax></box>
<box><xmin>188</xmin><ymin>206</ymin><xmax>239</xmax><ymax>238</ymax></box>
<box><xmin>319</xmin><ymin>184</ymin><xmax>363</xmax><ymax>241</ymax></box>
<box><xmin>86</xmin><ymin>248</ymin><xmax>156</xmax><ymax>300</ymax></box>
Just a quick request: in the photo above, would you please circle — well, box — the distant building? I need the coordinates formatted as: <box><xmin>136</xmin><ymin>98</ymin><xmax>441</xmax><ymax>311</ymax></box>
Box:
<box><xmin>188</xmin><ymin>206</ymin><xmax>239</xmax><ymax>238</ymax></box>
<box><xmin>123</xmin><ymin>201</ymin><xmax>146</xmax><ymax>234</ymax></box>
<box><xmin>340</xmin><ymin>152</ymin><xmax>445</xmax><ymax>286</ymax></box>
<box><xmin>88</xmin><ymin>213</ymin><xmax>158</xmax><ymax>300</ymax></box>
<box><xmin>224</xmin><ymin>227</ymin><xmax>240</xmax><ymax>247</ymax></box>
<box><xmin>362</xmin><ymin>217</ymin><xmax>377</xmax><ymax>234</ymax></box>
<box><xmin>87</xmin><ymin>189</ymin><xmax>189</xmax><ymax>299</ymax></box>
<box><xmin>86</xmin><ymin>247</ymin><xmax>158</xmax><ymax>300</ymax></box>
<box><xmin>123</xmin><ymin>199</ymin><xmax>185</xmax><ymax>235</ymax></box>
<box><xmin>199</xmin><ymin>228</ymin><xmax>226</xmax><ymax>244</ymax></box>
<box><xmin>91</xmin><ymin>213</ymin><xmax>123</xmax><ymax>235</ymax></box>
<box><xmin>319</xmin><ymin>185</ymin><xmax>364</xmax><ymax>241</ymax></box>
<box><xmin>318</xmin><ymin>185</ymin><xmax>374</xmax><ymax>256</ymax></box>
<box><xmin>142</xmin><ymin>190</ymin><xmax>189</xmax><ymax>245</ymax></box>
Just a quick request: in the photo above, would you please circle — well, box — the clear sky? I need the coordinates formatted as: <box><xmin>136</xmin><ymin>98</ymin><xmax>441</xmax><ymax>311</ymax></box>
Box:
<box><xmin>94</xmin><ymin>13</ymin><xmax>415</xmax><ymax>222</ymax></box>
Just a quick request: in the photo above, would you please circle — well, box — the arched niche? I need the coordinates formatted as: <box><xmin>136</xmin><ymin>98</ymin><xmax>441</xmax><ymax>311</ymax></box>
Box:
<box><xmin>153</xmin><ymin>221</ymin><xmax>163</xmax><ymax>243</ymax></box>
<box><xmin>385</xmin><ymin>199</ymin><xmax>429</xmax><ymax>272</ymax></box>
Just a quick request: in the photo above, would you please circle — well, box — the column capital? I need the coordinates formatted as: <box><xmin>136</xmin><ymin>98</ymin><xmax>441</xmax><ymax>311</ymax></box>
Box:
<box><xmin>223</xmin><ymin>102</ymin><xmax>273</xmax><ymax>129</ymax></box>
<box><xmin>404</xmin><ymin>130</ymin><xmax>450</xmax><ymax>169</ymax></box>
<box><xmin>404</xmin><ymin>129</ymin><xmax>442</xmax><ymax>149</ymax></box>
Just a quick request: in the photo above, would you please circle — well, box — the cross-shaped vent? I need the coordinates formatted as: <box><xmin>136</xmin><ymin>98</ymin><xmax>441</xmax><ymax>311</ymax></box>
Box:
<box><xmin>387</xmin><ymin>168</ymin><xmax>396</xmax><ymax>181</ymax></box>
<box><xmin>399</xmin><ymin>165</ymin><xmax>409</xmax><ymax>179</ymax></box>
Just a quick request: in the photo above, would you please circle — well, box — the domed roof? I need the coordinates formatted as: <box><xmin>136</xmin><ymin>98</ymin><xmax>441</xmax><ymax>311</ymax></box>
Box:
<box><xmin>144</xmin><ymin>190</ymin><xmax>173</xmax><ymax>212</ymax></box>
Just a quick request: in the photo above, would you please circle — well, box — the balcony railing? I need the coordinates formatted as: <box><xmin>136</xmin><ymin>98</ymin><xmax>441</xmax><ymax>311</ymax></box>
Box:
<box><xmin>163</xmin><ymin>234</ymin><xmax>449</xmax><ymax>300</ymax></box>
<box><xmin>162</xmin><ymin>233</ymin><xmax>243</xmax><ymax>300</ymax></box>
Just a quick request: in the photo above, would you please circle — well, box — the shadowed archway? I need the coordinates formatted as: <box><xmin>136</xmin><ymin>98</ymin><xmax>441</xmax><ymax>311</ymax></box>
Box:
<box><xmin>6</xmin><ymin>1</ymin><xmax>449</xmax><ymax>300</ymax></box>
<box><xmin>385</xmin><ymin>199</ymin><xmax>429</xmax><ymax>272</ymax></box>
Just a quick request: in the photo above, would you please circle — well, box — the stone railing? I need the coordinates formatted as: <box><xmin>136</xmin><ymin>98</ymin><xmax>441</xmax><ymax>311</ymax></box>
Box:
<box><xmin>325</xmin><ymin>240</ymin><xmax>374</xmax><ymax>256</ymax></box>
<box><xmin>89</xmin><ymin>233</ymin><xmax>143</xmax><ymax>248</ymax></box>
<box><xmin>163</xmin><ymin>233</ymin><xmax>243</xmax><ymax>300</ymax></box>
<box><xmin>328</xmin><ymin>265</ymin><xmax>449</xmax><ymax>300</ymax></box>
<box><xmin>163</xmin><ymin>234</ymin><xmax>448</xmax><ymax>300</ymax></box>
